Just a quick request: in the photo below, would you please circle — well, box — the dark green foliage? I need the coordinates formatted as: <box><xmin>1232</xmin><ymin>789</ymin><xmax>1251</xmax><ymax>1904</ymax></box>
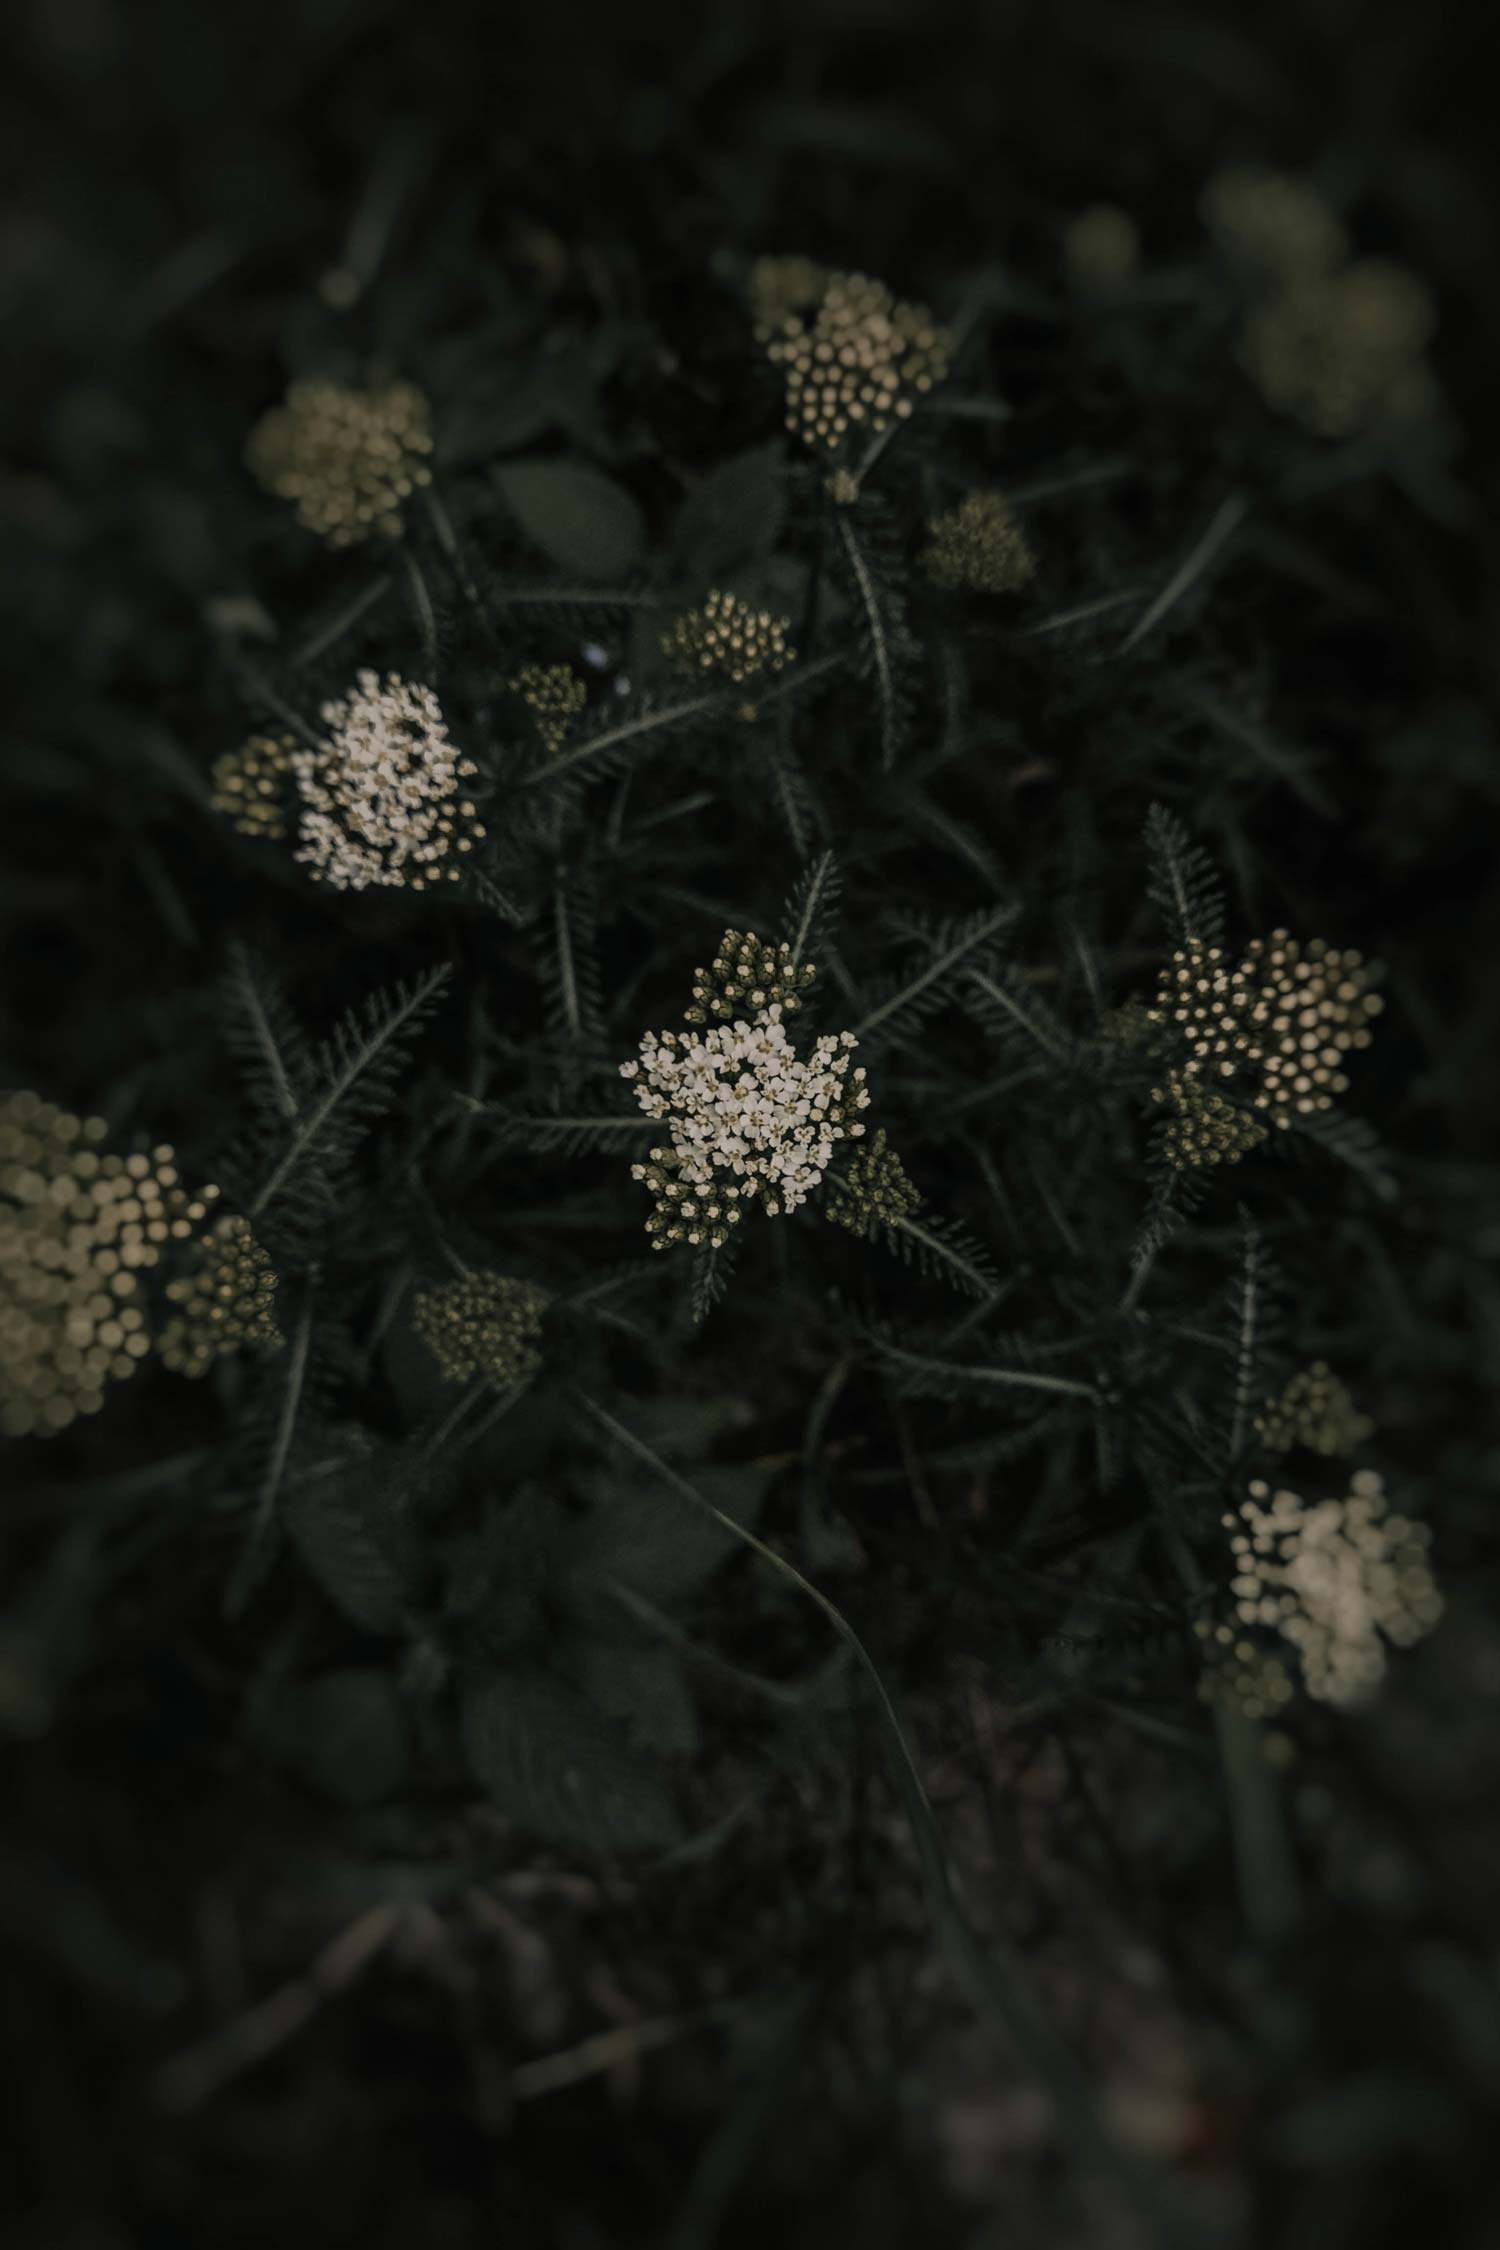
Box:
<box><xmin>6</xmin><ymin>9</ymin><xmax>1500</xmax><ymax>2250</ymax></box>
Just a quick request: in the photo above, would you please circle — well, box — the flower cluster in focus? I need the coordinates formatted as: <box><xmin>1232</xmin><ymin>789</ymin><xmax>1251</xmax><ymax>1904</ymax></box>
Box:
<box><xmin>510</xmin><ymin>664</ymin><xmax>589</xmax><ymax>755</ymax></box>
<box><xmin>823</xmin><ymin>1127</ymin><xmax>922</xmax><ymax>1238</ymax></box>
<box><xmin>1146</xmin><ymin>930</ymin><xmax>1382</xmax><ymax>1168</ymax></box>
<box><xmin>246</xmin><ymin>377</ymin><xmax>434</xmax><ymax>545</ymax></box>
<box><xmin>293</xmin><ymin>671</ymin><xmax>486</xmax><ymax>891</ymax></box>
<box><xmin>757</xmin><ymin>265</ymin><xmax>951</xmax><ymax>456</ymax></box>
<box><xmin>921</xmin><ymin>492</ymin><xmax>1035</xmax><ymax>595</ymax></box>
<box><xmin>662</xmin><ymin>590</ymin><xmax>794</xmax><ymax>711</ymax></box>
<box><xmin>413</xmin><ymin>1271</ymin><xmax>550</xmax><ymax>1389</ymax></box>
<box><xmin>621</xmin><ymin>1009</ymin><xmax>869</xmax><ymax>1248</ymax></box>
<box><xmin>1225</xmin><ymin>1471</ymin><xmax>1442</xmax><ymax>1707</ymax></box>
<box><xmin>1</xmin><ymin>1093</ymin><xmax>219</xmax><ymax>1436</ymax></box>
<box><xmin>685</xmin><ymin>929</ymin><xmax>815</xmax><ymax>1026</ymax></box>
<box><xmin>156</xmin><ymin>1215</ymin><xmax>283</xmax><ymax>1379</ymax></box>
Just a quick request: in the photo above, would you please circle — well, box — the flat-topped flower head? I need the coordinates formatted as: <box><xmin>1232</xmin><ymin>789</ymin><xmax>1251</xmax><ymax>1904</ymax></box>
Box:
<box><xmin>1</xmin><ymin>1092</ymin><xmax>219</xmax><ymax>1436</ymax></box>
<box><xmin>510</xmin><ymin>664</ymin><xmax>588</xmax><ymax>755</ymax></box>
<box><xmin>1145</xmin><ymin>929</ymin><xmax>1382</xmax><ymax>1146</ymax></box>
<box><xmin>246</xmin><ymin>377</ymin><xmax>434</xmax><ymax>546</ymax></box>
<box><xmin>1258</xmin><ymin>1362</ymin><xmax>1373</xmax><ymax>1457</ymax></box>
<box><xmin>211</xmin><ymin>733</ymin><xmax>296</xmax><ymax>841</ymax></box>
<box><xmin>823</xmin><ymin>1126</ymin><xmax>921</xmax><ymax>1238</ymax></box>
<box><xmin>685</xmin><ymin>929</ymin><xmax>816</xmax><ymax>1026</ymax></box>
<box><xmin>922</xmin><ymin>492</ymin><xmax>1035</xmax><ymax>595</ymax></box>
<box><xmin>157</xmin><ymin>1215</ymin><xmax>282</xmax><ymax>1379</ymax></box>
<box><xmin>414</xmin><ymin>1271</ymin><xmax>549</xmax><ymax>1389</ymax></box>
<box><xmin>620</xmin><ymin>1007</ymin><xmax>870</xmax><ymax>1247</ymax></box>
<box><xmin>1224</xmin><ymin>1471</ymin><xmax>1442</xmax><ymax>1707</ymax></box>
<box><xmin>662</xmin><ymin>591</ymin><xmax>794</xmax><ymax>707</ymax></box>
<box><xmin>762</xmin><ymin>268</ymin><xmax>951</xmax><ymax>456</ymax></box>
<box><xmin>292</xmin><ymin>670</ymin><xmax>486</xmax><ymax>892</ymax></box>
<box><xmin>1201</xmin><ymin>166</ymin><xmax>1348</xmax><ymax>287</ymax></box>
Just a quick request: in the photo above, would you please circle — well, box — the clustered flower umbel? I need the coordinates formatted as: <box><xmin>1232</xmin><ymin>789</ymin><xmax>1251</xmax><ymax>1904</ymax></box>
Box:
<box><xmin>1146</xmin><ymin>930</ymin><xmax>1383</xmax><ymax>1169</ymax></box>
<box><xmin>1</xmin><ymin>1092</ymin><xmax>219</xmax><ymax>1437</ymax></box>
<box><xmin>1225</xmin><ymin>1471</ymin><xmax>1442</xmax><ymax>1707</ymax></box>
<box><xmin>1201</xmin><ymin>167</ymin><xmax>1437</xmax><ymax>438</ymax></box>
<box><xmin>621</xmin><ymin>942</ymin><xmax>869</xmax><ymax>1250</ymax></box>
<box><xmin>292</xmin><ymin>670</ymin><xmax>486</xmax><ymax>891</ymax></box>
<box><xmin>510</xmin><ymin>664</ymin><xmax>588</xmax><ymax>755</ymax></box>
<box><xmin>921</xmin><ymin>492</ymin><xmax>1035</xmax><ymax>596</ymax></box>
<box><xmin>1063</xmin><ymin>204</ymin><xmax>1141</xmax><ymax>297</ymax></box>
<box><xmin>684</xmin><ymin>930</ymin><xmax>815</xmax><ymax>1026</ymax></box>
<box><xmin>1258</xmin><ymin>1362</ymin><xmax>1373</xmax><ymax>1457</ymax></box>
<box><xmin>211</xmin><ymin>733</ymin><xmax>296</xmax><ymax>841</ymax></box>
<box><xmin>662</xmin><ymin>590</ymin><xmax>795</xmax><ymax>714</ymax></box>
<box><xmin>757</xmin><ymin>264</ymin><xmax>952</xmax><ymax>456</ymax></box>
<box><xmin>245</xmin><ymin>377</ymin><xmax>434</xmax><ymax>546</ymax></box>
<box><xmin>156</xmin><ymin>1215</ymin><xmax>282</xmax><ymax>1379</ymax></box>
<box><xmin>413</xmin><ymin>1271</ymin><xmax>549</xmax><ymax>1389</ymax></box>
<box><xmin>823</xmin><ymin>1127</ymin><xmax>922</xmax><ymax>1239</ymax></box>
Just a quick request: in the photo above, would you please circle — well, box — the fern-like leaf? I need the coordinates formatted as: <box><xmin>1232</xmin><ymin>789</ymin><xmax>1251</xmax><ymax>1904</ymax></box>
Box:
<box><xmin>778</xmin><ymin>849</ymin><xmax>843</xmax><ymax>977</ymax></box>
<box><xmin>854</xmin><ymin>904</ymin><xmax>1018</xmax><ymax>1047</ymax></box>
<box><xmin>1143</xmin><ymin>803</ymin><xmax>1227</xmax><ymax>953</ymax></box>
<box><xmin>832</xmin><ymin>503</ymin><xmax>919</xmax><ymax>771</ymax></box>
<box><xmin>248</xmin><ymin>965</ymin><xmax>450</xmax><ymax>1221</ymax></box>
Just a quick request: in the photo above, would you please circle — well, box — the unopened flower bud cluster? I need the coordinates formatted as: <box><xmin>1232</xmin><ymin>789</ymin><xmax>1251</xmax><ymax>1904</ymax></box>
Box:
<box><xmin>921</xmin><ymin>492</ymin><xmax>1035</xmax><ymax>596</ymax></box>
<box><xmin>293</xmin><ymin>670</ymin><xmax>486</xmax><ymax>891</ymax></box>
<box><xmin>621</xmin><ymin>1007</ymin><xmax>869</xmax><ymax>1249</ymax></box>
<box><xmin>414</xmin><ymin>1271</ymin><xmax>550</xmax><ymax>1389</ymax></box>
<box><xmin>1224</xmin><ymin>1471</ymin><xmax>1442</xmax><ymax>1707</ymax></box>
<box><xmin>510</xmin><ymin>664</ymin><xmax>588</xmax><ymax>755</ymax></box>
<box><xmin>662</xmin><ymin>590</ymin><xmax>795</xmax><ymax>697</ymax></box>
<box><xmin>1145</xmin><ymin>930</ymin><xmax>1382</xmax><ymax>1166</ymax></box>
<box><xmin>246</xmin><ymin>377</ymin><xmax>434</xmax><ymax>546</ymax></box>
<box><xmin>685</xmin><ymin>929</ymin><xmax>816</xmax><ymax>1026</ymax></box>
<box><xmin>1257</xmin><ymin>1362</ymin><xmax>1372</xmax><ymax>1457</ymax></box>
<box><xmin>212</xmin><ymin>734</ymin><xmax>296</xmax><ymax>841</ymax></box>
<box><xmin>1151</xmin><ymin>1068</ymin><xmax>1268</xmax><ymax>1172</ymax></box>
<box><xmin>823</xmin><ymin>1127</ymin><xmax>922</xmax><ymax>1239</ymax></box>
<box><xmin>758</xmin><ymin>266</ymin><xmax>951</xmax><ymax>456</ymax></box>
<box><xmin>157</xmin><ymin>1215</ymin><xmax>283</xmax><ymax>1379</ymax></box>
<box><xmin>1201</xmin><ymin>167</ymin><xmax>1437</xmax><ymax>438</ymax></box>
<box><xmin>1</xmin><ymin>1092</ymin><xmax>219</xmax><ymax>1436</ymax></box>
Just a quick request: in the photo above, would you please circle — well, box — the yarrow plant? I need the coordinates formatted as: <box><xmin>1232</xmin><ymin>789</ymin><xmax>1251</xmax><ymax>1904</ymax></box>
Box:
<box><xmin>1224</xmin><ymin>1471</ymin><xmax>1443</xmax><ymax>1707</ymax></box>
<box><xmin>292</xmin><ymin>670</ymin><xmax>486</xmax><ymax>891</ymax></box>
<box><xmin>1145</xmin><ymin>930</ymin><xmax>1383</xmax><ymax>1165</ymax></box>
<box><xmin>509</xmin><ymin>664</ymin><xmax>589</xmax><ymax>755</ymax></box>
<box><xmin>156</xmin><ymin>1215</ymin><xmax>283</xmax><ymax>1379</ymax></box>
<box><xmin>758</xmin><ymin>265</ymin><xmax>952</xmax><ymax>456</ymax></box>
<box><xmin>920</xmin><ymin>491</ymin><xmax>1035</xmax><ymax>595</ymax></box>
<box><xmin>661</xmin><ymin>590</ymin><xmax>795</xmax><ymax>711</ymax></box>
<box><xmin>1257</xmin><ymin>1362</ymin><xmax>1373</xmax><ymax>1457</ymax></box>
<box><xmin>211</xmin><ymin>733</ymin><xmax>295</xmax><ymax>840</ymax></box>
<box><xmin>823</xmin><ymin>1126</ymin><xmax>922</xmax><ymax>1239</ymax></box>
<box><xmin>621</xmin><ymin>1007</ymin><xmax>869</xmax><ymax>1248</ymax></box>
<box><xmin>0</xmin><ymin>1092</ymin><xmax>220</xmax><ymax>1435</ymax></box>
<box><xmin>413</xmin><ymin>1271</ymin><xmax>549</xmax><ymax>1389</ymax></box>
<box><xmin>684</xmin><ymin>929</ymin><xmax>816</xmax><ymax>1026</ymax></box>
<box><xmin>245</xmin><ymin>376</ymin><xmax>434</xmax><ymax>545</ymax></box>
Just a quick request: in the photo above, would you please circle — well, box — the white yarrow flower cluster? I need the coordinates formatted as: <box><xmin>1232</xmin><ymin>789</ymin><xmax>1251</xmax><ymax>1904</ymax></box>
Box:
<box><xmin>292</xmin><ymin>670</ymin><xmax>485</xmax><ymax>891</ymax></box>
<box><xmin>620</xmin><ymin>1005</ymin><xmax>869</xmax><ymax>1248</ymax></box>
<box><xmin>1225</xmin><ymin>1471</ymin><xmax>1443</xmax><ymax>1708</ymax></box>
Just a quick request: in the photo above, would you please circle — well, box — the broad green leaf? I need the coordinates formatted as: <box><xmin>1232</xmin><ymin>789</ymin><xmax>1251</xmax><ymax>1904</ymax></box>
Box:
<box><xmin>462</xmin><ymin>1672</ymin><xmax>682</xmax><ymax>1851</ymax></box>
<box><xmin>285</xmin><ymin>1444</ymin><xmax>416</xmax><ymax>1632</ymax></box>
<box><xmin>670</xmin><ymin>442</ymin><xmax>786</xmax><ymax>582</ymax></box>
<box><xmin>571</xmin><ymin>1461</ymin><xmax>772</xmax><ymax>1603</ymax></box>
<box><xmin>492</xmin><ymin>457</ymin><xmax>647</xmax><ymax>581</ymax></box>
<box><xmin>266</xmin><ymin>1669</ymin><xmax>411</xmax><ymax>1807</ymax></box>
<box><xmin>579</xmin><ymin>1641</ymin><xmax>699</xmax><ymax>1757</ymax></box>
